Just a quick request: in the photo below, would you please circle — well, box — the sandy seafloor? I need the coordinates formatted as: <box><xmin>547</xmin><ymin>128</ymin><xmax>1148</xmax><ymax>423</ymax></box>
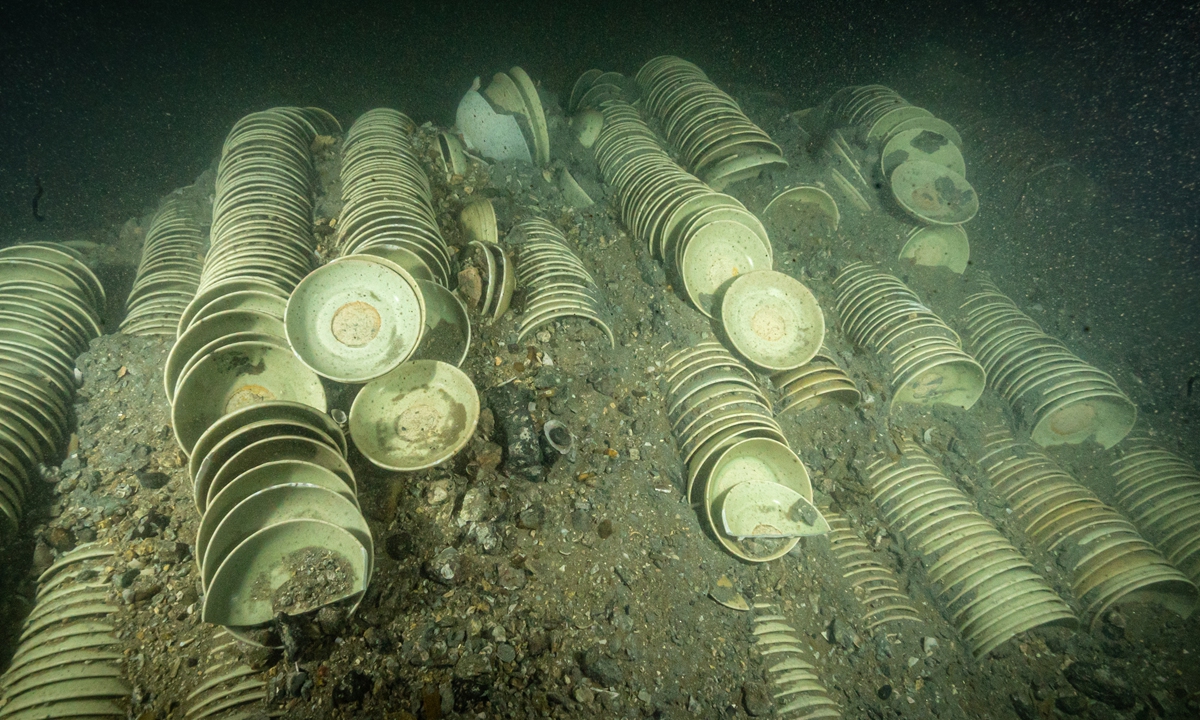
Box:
<box><xmin>1</xmin><ymin>4</ymin><xmax>1200</xmax><ymax>720</ymax></box>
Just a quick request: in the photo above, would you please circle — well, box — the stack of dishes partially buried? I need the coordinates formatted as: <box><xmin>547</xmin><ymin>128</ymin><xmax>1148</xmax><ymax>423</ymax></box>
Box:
<box><xmin>583</xmin><ymin>96</ymin><xmax>772</xmax><ymax>317</ymax></box>
<box><xmin>460</xmin><ymin>197</ymin><xmax>514</xmax><ymax>326</ymax></box>
<box><xmin>834</xmin><ymin>262</ymin><xmax>985</xmax><ymax>409</ymax></box>
<box><xmin>181</xmin><ymin>631</ymin><xmax>268</xmax><ymax>720</ymax></box>
<box><xmin>665</xmin><ymin>341</ymin><xmax>829</xmax><ymax>562</ymax></box>
<box><xmin>336</xmin><ymin>108</ymin><xmax>452</xmax><ymax>287</ymax></box>
<box><xmin>770</xmin><ymin>347</ymin><xmax>860</xmax><ymax>417</ymax></box>
<box><xmin>167</xmin><ymin>109</ymin><xmax>331</xmax><ymax>456</ymax></box>
<box><xmin>0</xmin><ymin>543</ymin><xmax>128</xmax><ymax>719</ymax></box>
<box><xmin>822</xmin><ymin>85</ymin><xmax>977</xmax><ymax>226</ymax></box>
<box><xmin>508</xmin><ymin>217</ymin><xmax>613</xmax><ymax>347</ymax></box>
<box><xmin>0</xmin><ymin>243</ymin><xmax>104</xmax><ymax>535</ymax></box>
<box><xmin>1108</xmin><ymin>438</ymin><xmax>1200</xmax><ymax>585</ymax></box>
<box><xmin>121</xmin><ymin>196</ymin><xmax>204</xmax><ymax>335</ymax></box>
<box><xmin>823</xmin><ymin>508</ymin><xmax>923</xmax><ymax>631</ymax></box>
<box><xmin>978</xmin><ymin>429</ymin><xmax>1197</xmax><ymax>625</ymax></box>
<box><xmin>635</xmin><ymin>56</ymin><xmax>787</xmax><ymax>190</ymax></box>
<box><xmin>960</xmin><ymin>278</ymin><xmax>1136</xmax><ymax>448</ymax></box>
<box><xmin>869</xmin><ymin>443</ymin><xmax>1077</xmax><ymax>658</ymax></box>
<box><xmin>188</xmin><ymin>400</ymin><xmax>372</xmax><ymax>642</ymax></box>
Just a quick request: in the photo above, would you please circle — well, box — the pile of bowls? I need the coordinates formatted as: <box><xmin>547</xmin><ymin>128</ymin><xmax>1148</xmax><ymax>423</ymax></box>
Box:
<box><xmin>508</xmin><ymin>217</ymin><xmax>613</xmax><ymax>347</ymax></box>
<box><xmin>665</xmin><ymin>341</ymin><xmax>828</xmax><ymax>562</ymax></box>
<box><xmin>336</xmin><ymin>108</ymin><xmax>452</xmax><ymax>287</ymax></box>
<box><xmin>568</xmin><ymin>70</ymin><xmax>627</xmax><ymax>114</ymax></box>
<box><xmin>0</xmin><ymin>543</ymin><xmax>128</xmax><ymax>719</ymax></box>
<box><xmin>186</xmin><ymin>107</ymin><xmax>330</xmax><ymax>323</ymax></box>
<box><xmin>585</xmin><ymin>96</ymin><xmax>773</xmax><ymax>317</ymax></box>
<box><xmin>349</xmin><ymin>360</ymin><xmax>480</xmax><ymax>472</ymax></box>
<box><xmin>978</xmin><ymin>429</ymin><xmax>1197</xmax><ymax>625</ymax></box>
<box><xmin>868</xmin><ymin>444</ymin><xmax>1077</xmax><ymax>658</ymax></box>
<box><xmin>823</xmin><ymin>509</ymin><xmax>922</xmax><ymax>631</ymax></box>
<box><xmin>750</xmin><ymin>604</ymin><xmax>841</xmax><ymax>719</ymax></box>
<box><xmin>771</xmin><ymin>348</ymin><xmax>860</xmax><ymax>417</ymax></box>
<box><xmin>834</xmin><ymin>262</ymin><xmax>985</xmax><ymax>409</ymax></box>
<box><xmin>183</xmin><ymin>631</ymin><xmax>267</xmax><ymax>720</ymax></box>
<box><xmin>635</xmin><ymin>56</ymin><xmax>787</xmax><ymax>190</ymax></box>
<box><xmin>121</xmin><ymin>196</ymin><xmax>204</xmax><ymax>335</ymax></box>
<box><xmin>1109</xmin><ymin>438</ymin><xmax>1200</xmax><ymax>585</ymax></box>
<box><xmin>0</xmin><ymin>243</ymin><xmax>104</xmax><ymax>534</ymax></box>
<box><xmin>960</xmin><ymin>278</ymin><xmax>1136</xmax><ymax>448</ymax></box>
<box><xmin>170</xmin><ymin>108</ymin><xmax>334</xmax><ymax>436</ymax></box>
<box><xmin>718</xmin><ymin>270</ymin><xmax>825</xmax><ymax>373</ymax></box>
<box><xmin>824</xmin><ymin>85</ymin><xmax>964</xmax><ymax>153</ymax></box>
<box><xmin>187</xmin><ymin>401</ymin><xmax>372</xmax><ymax>638</ymax></box>
<box><xmin>822</xmin><ymin>86</ymin><xmax>977</xmax><ymax>225</ymax></box>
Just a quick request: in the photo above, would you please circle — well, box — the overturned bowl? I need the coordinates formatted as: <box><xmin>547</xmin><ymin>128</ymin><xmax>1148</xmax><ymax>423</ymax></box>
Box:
<box><xmin>349</xmin><ymin>360</ymin><xmax>480</xmax><ymax>471</ymax></box>
<box><xmin>285</xmin><ymin>255</ymin><xmax>426</xmax><ymax>383</ymax></box>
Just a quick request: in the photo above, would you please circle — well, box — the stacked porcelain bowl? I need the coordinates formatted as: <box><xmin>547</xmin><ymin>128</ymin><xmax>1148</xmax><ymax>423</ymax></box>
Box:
<box><xmin>634</xmin><ymin>56</ymin><xmax>787</xmax><ymax>190</ymax></box>
<box><xmin>960</xmin><ymin>278</ymin><xmax>1136</xmax><ymax>448</ymax></box>
<box><xmin>771</xmin><ymin>348</ymin><xmax>860</xmax><ymax>417</ymax></box>
<box><xmin>508</xmin><ymin>217</ymin><xmax>613</xmax><ymax>347</ymax></box>
<box><xmin>461</xmin><ymin>198</ymin><xmax>516</xmax><ymax>325</ymax></box>
<box><xmin>188</xmin><ymin>400</ymin><xmax>372</xmax><ymax>640</ymax></box>
<box><xmin>978</xmin><ymin>429</ymin><xmax>1197</xmax><ymax>624</ymax></box>
<box><xmin>167</xmin><ymin>107</ymin><xmax>331</xmax><ymax>456</ymax></box>
<box><xmin>665</xmin><ymin>341</ymin><xmax>828</xmax><ymax>562</ymax></box>
<box><xmin>121</xmin><ymin>196</ymin><xmax>204</xmax><ymax>335</ymax></box>
<box><xmin>869</xmin><ymin>444</ymin><xmax>1076</xmax><ymax>658</ymax></box>
<box><xmin>0</xmin><ymin>243</ymin><xmax>104</xmax><ymax>534</ymax></box>
<box><xmin>1109</xmin><ymin>438</ymin><xmax>1200</xmax><ymax>585</ymax></box>
<box><xmin>823</xmin><ymin>85</ymin><xmax>978</xmax><ymax>227</ymax></box>
<box><xmin>584</xmin><ymin>96</ymin><xmax>772</xmax><ymax>316</ymax></box>
<box><xmin>335</xmin><ymin>108</ymin><xmax>452</xmax><ymax>286</ymax></box>
<box><xmin>834</xmin><ymin>262</ymin><xmax>985</xmax><ymax>409</ymax></box>
<box><xmin>823</xmin><ymin>509</ymin><xmax>922</xmax><ymax>631</ymax></box>
<box><xmin>456</xmin><ymin>67</ymin><xmax>550</xmax><ymax>166</ymax></box>
<box><xmin>0</xmin><ymin>543</ymin><xmax>127</xmax><ymax>719</ymax></box>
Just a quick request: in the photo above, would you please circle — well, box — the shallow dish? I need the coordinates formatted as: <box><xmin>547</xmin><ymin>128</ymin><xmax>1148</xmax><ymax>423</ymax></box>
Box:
<box><xmin>719</xmin><ymin>270</ymin><xmax>824</xmax><ymax>372</ymax></box>
<box><xmin>349</xmin><ymin>360</ymin><xmax>480</xmax><ymax>471</ymax></box>
<box><xmin>285</xmin><ymin>255</ymin><xmax>425</xmax><ymax>383</ymax></box>
<box><xmin>890</xmin><ymin>160</ymin><xmax>979</xmax><ymax>225</ymax></box>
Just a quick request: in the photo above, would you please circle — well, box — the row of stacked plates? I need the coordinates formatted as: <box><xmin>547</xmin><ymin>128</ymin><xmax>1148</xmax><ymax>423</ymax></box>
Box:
<box><xmin>635</xmin><ymin>56</ymin><xmax>787</xmax><ymax>190</ymax></box>
<box><xmin>770</xmin><ymin>348</ymin><xmax>860</xmax><ymax>417</ymax></box>
<box><xmin>585</xmin><ymin>96</ymin><xmax>773</xmax><ymax>316</ymax></box>
<box><xmin>336</xmin><ymin>108</ymin><xmax>453</xmax><ymax>286</ymax></box>
<box><xmin>183</xmin><ymin>631</ymin><xmax>267</xmax><ymax>720</ymax></box>
<box><xmin>568</xmin><ymin>70</ymin><xmax>628</xmax><ymax>114</ymax></box>
<box><xmin>868</xmin><ymin>444</ymin><xmax>1077</xmax><ymax>658</ymax></box>
<box><xmin>0</xmin><ymin>243</ymin><xmax>104</xmax><ymax>534</ymax></box>
<box><xmin>834</xmin><ymin>262</ymin><xmax>985</xmax><ymax>409</ymax></box>
<box><xmin>0</xmin><ymin>543</ymin><xmax>127</xmax><ymax>719</ymax></box>
<box><xmin>826</xmin><ymin>85</ymin><xmax>964</xmax><ymax>153</ymax></box>
<box><xmin>665</xmin><ymin>341</ymin><xmax>829</xmax><ymax>562</ymax></box>
<box><xmin>822</xmin><ymin>85</ymin><xmax>978</xmax><ymax>226</ymax></box>
<box><xmin>750</xmin><ymin>603</ymin><xmax>841</xmax><ymax>719</ymax></box>
<box><xmin>979</xmin><ymin>429</ymin><xmax>1197</xmax><ymax>625</ymax></box>
<box><xmin>187</xmin><ymin>400</ymin><xmax>371</xmax><ymax>640</ymax></box>
<box><xmin>823</xmin><ymin>508</ymin><xmax>922</xmax><ymax>632</ymax></box>
<box><xmin>508</xmin><ymin>217</ymin><xmax>613</xmax><ymax>347</ymax></box>
<box><xmin>960</xmin><ymin>278</ymin><xmax>1137</xmax><ymax>448</ymax></box>
<box><xmin>167</xmin><ymin>108</ymin><xmax>333</xmax><ymax>456</ymax></box>
<box><xmin>121</xmin><ymin>196</ymin><xmax>204</xmax><ymax>335</ymax></box>
<box><xmin>1109</xmin><ymin>438</ymin><xmax>1200</xmax><ymax>585</ymax></box>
